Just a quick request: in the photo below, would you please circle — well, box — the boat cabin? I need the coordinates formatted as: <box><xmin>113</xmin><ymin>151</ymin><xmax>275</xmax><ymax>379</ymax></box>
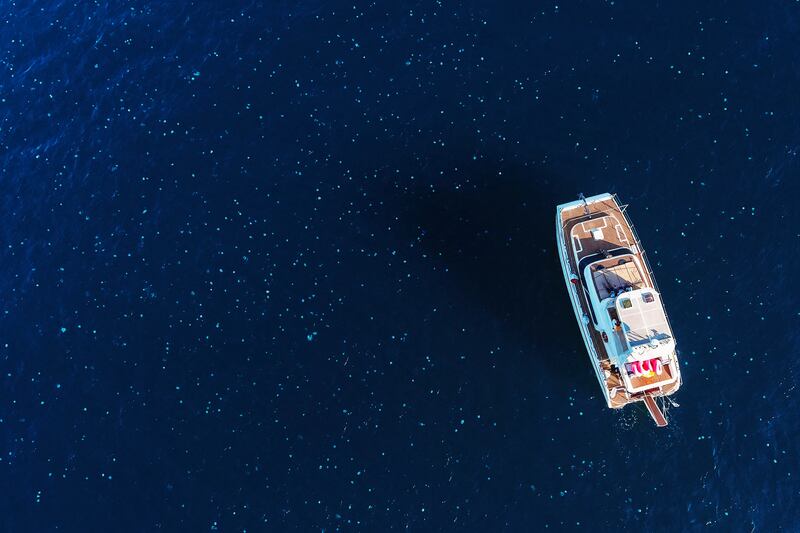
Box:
<box><xmin>582</xmin><ymin>254</ymin><xmax>678</xmax><ymax>393</ymax></box>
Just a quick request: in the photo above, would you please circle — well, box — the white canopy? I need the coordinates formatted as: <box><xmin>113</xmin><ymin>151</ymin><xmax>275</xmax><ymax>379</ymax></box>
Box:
<box><xmin>612</xmin><ymin>288</ymin><xmax>674</xmax><ymax>365</ymax></box>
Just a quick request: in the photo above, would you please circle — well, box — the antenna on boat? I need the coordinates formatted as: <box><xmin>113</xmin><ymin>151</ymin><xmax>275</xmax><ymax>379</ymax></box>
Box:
<box><xmin>578</xmin><ymin>192</ymin><xmax>589</xmax><ymax>215</ymax></box>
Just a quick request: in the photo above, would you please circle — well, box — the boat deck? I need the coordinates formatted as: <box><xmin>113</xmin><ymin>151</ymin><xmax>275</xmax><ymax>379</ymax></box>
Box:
<box><xmin>559</xmin><ymin>196</ymin><xmax>680</xmax><ymax>409</ymax></box>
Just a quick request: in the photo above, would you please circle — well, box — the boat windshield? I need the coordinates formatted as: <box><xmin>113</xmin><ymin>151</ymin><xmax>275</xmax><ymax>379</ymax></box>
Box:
<box><xmin>591</xmin><ymin>255</ymin><xmax>644</xmax><ymax>300</ymax></box>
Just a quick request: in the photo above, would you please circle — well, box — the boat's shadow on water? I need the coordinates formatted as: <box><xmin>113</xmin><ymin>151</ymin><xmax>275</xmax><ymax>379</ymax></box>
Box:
<box><xmin>392</xmin><ymin>165</ymin><xmax>597</xmax><ymax>394</ymax></box>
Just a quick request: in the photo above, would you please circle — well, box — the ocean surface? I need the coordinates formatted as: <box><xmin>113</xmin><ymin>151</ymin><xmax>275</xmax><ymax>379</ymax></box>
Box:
<box><xmin>1</xmin><ymin>1</ymin><xmax>799</xmax><ymax>531</ymax></box>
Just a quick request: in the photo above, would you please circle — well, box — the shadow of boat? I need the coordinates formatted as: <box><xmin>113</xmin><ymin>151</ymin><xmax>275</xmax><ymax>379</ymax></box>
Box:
<box><xmin>388</xmin><ymin>164</ymin><xmax>598</xmax><ymax>394</ymax></box>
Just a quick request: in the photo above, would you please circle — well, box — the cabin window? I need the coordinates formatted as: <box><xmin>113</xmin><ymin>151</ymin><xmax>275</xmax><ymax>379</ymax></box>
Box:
<box><xmin>620</xmin><ymin>298</ymin><xmax>632</xmax><ymax>309</ymax></box>
<box><xmin>642</xmin><ymin>292</ymin><xmax>655</xmax><ymax>303</ymax></box>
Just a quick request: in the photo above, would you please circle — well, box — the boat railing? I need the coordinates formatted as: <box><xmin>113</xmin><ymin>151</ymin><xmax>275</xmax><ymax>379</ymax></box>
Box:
<box><xmin>556</xmin><ymin>206</ymin><xmax>610</xmax><ymax>405</ymax></box>
<box><xmin>612</xmin><ymin>193</ymin><xmax>676</xmax><ymax>334</ymax></box>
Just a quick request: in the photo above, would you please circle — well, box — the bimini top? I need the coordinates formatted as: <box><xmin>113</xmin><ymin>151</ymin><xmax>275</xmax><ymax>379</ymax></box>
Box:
<box><xmin>615</xmin><ymin>287</ymin><xmax>674</xmax><ymax>352</ymax></box>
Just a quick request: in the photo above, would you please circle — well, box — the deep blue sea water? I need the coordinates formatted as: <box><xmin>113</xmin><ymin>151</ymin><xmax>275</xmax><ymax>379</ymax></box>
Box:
<box><xmin>1</xmin><ymin>1</ymin><xmax>800</xmax><ymax>531</ymax></box>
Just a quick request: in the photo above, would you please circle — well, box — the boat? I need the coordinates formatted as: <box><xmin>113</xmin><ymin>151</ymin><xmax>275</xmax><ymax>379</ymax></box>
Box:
<box><xmin>555</xmin><ymin>193</ymin><xmax>682</xmax><ymax>426</ymax></box>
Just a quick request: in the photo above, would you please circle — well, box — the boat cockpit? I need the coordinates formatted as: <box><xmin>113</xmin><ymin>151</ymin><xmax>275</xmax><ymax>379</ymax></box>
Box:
<box><xmin>582</xmin><ymin>254</ymin><xmax>679</xmax><ymax>392</ymax></box>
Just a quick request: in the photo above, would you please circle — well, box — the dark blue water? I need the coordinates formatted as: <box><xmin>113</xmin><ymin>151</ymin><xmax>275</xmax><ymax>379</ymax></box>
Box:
<box><xmin>2</xmin><ymin>1</ymin><xmax>799</xmax><ymax>530</ymax></box>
